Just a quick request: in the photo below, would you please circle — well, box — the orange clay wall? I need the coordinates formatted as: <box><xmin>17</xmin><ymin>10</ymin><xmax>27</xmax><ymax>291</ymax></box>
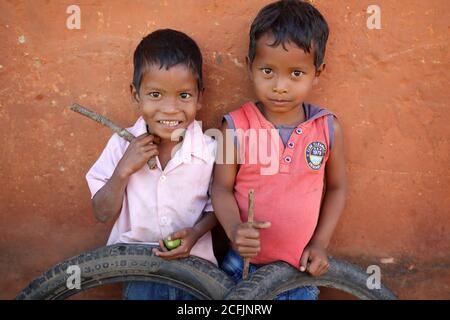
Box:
<box><xmin>0</xmin><ymin>0</ymin><xmax>448</xmax><ymax>299</ymax></box>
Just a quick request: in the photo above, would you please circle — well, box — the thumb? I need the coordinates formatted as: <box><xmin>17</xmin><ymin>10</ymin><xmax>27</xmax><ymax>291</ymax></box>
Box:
<box><xmin>300</xmin><ymin>249</ymin><xmax>310</xmax><ymax>272</ymax></box>
<box><xmin>251</xmin><ymin>220</ymin><xmax>271</xmax><ymax>229</ymax></box>
<box><xmin>152</xmin><ymin>135</ymin><xmax>161</xmax><ymax>145</ymax></box>
<box><xmin>169</xmin><ymin>229</ymin><xmax>187</xmax><ymax>240</ymax></box>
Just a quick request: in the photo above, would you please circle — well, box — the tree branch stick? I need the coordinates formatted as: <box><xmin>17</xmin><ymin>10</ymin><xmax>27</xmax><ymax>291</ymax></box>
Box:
<box><xmin>242</xmin><ymin>189</ymin><xmax>255</xmax><ymax>280</ymax></box>
<box><xmin>70</xmin><ymin>103</ymin><xmax>157</xmax><ymax>170</ymax></box>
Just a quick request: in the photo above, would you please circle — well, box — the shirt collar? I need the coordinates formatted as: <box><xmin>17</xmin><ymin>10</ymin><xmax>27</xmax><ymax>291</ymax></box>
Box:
<box><xmin>178</xmin><ymin>120</ymin><xmax>212</xmax><ymax>163</ymax></box>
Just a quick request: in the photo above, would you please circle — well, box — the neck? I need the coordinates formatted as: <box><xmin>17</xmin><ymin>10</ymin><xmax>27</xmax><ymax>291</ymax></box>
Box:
<box><xmin>257</xmin><ymin>102</ymin><xmax>305</xmax><ymax>126</ymax></box>
<box><xmin>159</xmin><ymin>137</ymin><xmax>181</xmax><ymax>148</ymax></box>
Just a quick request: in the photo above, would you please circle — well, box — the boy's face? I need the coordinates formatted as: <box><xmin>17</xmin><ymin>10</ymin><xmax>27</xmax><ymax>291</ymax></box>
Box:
<box><xmin>131</xmin><ymin>64</ymin><xmax>201</xmax><ymax>142</ymax></box>
<box><xmin>248</xmin><ymin>33</ymin><xmax>324</xmax><ymax>118</ymax></box>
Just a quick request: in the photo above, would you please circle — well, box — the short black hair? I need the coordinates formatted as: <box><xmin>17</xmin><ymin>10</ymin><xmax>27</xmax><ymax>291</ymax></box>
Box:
<box><xmin>132</xmin><ymin>29</ymin><xmax>203</xmax><ymax>92</ymax></box>
<box><xmin>248</xmin><ymin>0</ymin><xmax>329</xmax><ymax>69</ymax></box>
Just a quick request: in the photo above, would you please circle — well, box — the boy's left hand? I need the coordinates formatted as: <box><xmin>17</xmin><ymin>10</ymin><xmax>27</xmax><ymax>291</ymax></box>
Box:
<box><xmin>299</xmin><ymin>243</ymin><xmax>329</xmax><ymax>277</ymax></box>
<box><xmin>152</xmin><ymin>228</ymin><xmax>200</xmax><ymax>260</ymax></box>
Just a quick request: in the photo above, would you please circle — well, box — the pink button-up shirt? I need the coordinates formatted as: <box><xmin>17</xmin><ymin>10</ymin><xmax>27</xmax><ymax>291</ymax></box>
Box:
<box><xmin>86</xmin><ymin>117</ymin><xmax>217</xmax><ymax>265</ymax></box>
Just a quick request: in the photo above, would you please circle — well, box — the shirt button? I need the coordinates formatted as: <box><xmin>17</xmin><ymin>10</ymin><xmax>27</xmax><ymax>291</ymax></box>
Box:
<box><xmin>284</xmin><ymin>156</ymin><xmax>292</xmax><ymax>163</ymax></box>
<box><xmin>287</xmin><ymin>141</ymin><xmax>295</xmax><ymax>149</ymax></box>
<box><xmin>160</xmin><ymin>174</ymin><xmax>166</xmax><ymax>181</ymax></box>
<box><xmin>160</xmin><ymin>216</ymin><xmax>169</xmax><ymax>225</ymax></box>
<box><xmin>295</xmin><ymin>128</ymin><xmax>303</xmax><ymax>135</ymax></box>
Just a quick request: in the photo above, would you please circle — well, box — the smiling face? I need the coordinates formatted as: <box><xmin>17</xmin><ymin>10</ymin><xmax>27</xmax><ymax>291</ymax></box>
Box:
<box><xmin>131</xmin><ymin>63</ymin><xmax>201</xmax><ymax>142</ymax></box>
<box><xmin>249</xmin><ymin>33</ymin><xmax>324</xmax><ymax>125</ymax></box>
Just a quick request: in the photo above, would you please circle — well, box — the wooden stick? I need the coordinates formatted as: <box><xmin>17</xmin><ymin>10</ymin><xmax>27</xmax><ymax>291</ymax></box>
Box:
<box><xmin>242</xmin><ymin>189</ymin><xmax>254</xmax><ymax>280</ymax></box>
<box><xmin>70</xmin><ymin>103</ymin><xmax>157</xmax><ymax>170</ymax></box>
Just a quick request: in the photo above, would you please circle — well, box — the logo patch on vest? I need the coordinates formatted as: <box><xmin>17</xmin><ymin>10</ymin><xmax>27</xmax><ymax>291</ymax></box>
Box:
<box><xmin>305</xmin><ymin>141</ymin><xmax>327</xmax><ymax>170</ymax></box>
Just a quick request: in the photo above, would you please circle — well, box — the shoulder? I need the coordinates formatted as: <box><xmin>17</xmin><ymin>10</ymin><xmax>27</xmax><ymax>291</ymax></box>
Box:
<box><xmin>227</xmin><ymin>101</ymin><xmax>255</xmax><ymax>118</ymax></box>
<box><xmin>304</xmin><ymin>102</ymin><xmax>334</xmax><ymax>118</ymax></box>
<box><xmin>125</xmin><ymin>116</ymin><xmax>147</xmax><ymax>137</ymax></box>
<box><xmin>224</xmin><ymin>101</ymin><xmax>256</xmax><ymax>131</ymax></box>
<box><xmin>332</xmin><ymin>117</ymin><xmax>343</xmax><ymax>134</ymax></box>
<box><xmin>96</xmin><ymin>132</ymin><xmax>127</xmax><ymax>163</ymax></box>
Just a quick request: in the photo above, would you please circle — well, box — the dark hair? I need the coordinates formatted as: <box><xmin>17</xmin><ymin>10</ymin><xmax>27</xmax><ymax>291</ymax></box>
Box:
<box><xmin>132</xmin><ymin>29</ymin><xmax>203</xmax><ymax>92</ymax></box>
<box><xmin>248</xmin><ymin>0</ymin><xmax>329</xmax><ymax>69</ymax></box>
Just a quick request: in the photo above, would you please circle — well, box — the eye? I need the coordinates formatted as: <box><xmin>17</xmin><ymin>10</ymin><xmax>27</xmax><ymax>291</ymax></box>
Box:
<box><xmin>292</xmin><ymin>70</ymin><xmax>304</xmax><ymax>77</ymax></box>
<box><xmin>261</xmin><ymin>68</ymin><xmax>273</xmax><ymax>75</ymax></box>
<box><xmin>180</xmin><ymin>92</ymin><xmax>192</xmax><ymax>100</ymax></box>
<box><xmin>148</xmin><ymin>92</ymin><xmax>161</xmax><ymax>99</ymax></box>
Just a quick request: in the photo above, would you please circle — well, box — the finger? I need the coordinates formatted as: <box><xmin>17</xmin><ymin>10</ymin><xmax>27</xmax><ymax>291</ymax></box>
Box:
<box><xmin>155</xmin><ymin>245</ymin><xmax>188</xmax><ymax>260</ymax></box>
<box><xmin>314</xmin><ymin>261</ymin><xmax>326</xmax><ymax>277</ymax></box>
<box><xmin>141</xmin><ymin>144</ymin><xmax>158</xmax><ymax>152</ymax></box>
<box><xmin>136</xmin><ymin>134</ymin><xmax>158</xmax><ymax>145</ymax></box>
<box><xmin>236</xmin><ymin>243</ymin><xmax>261</xmax><ymax>253</ymax></box>
<box><xmin>154</xmin><ymin>250</ymin><xmax>180</xmax><ymax>259</ymax></box>
<box><xmin>144</xmin><ymin>149</ymin><xmax>159</xmax><ymax>158</ymax></box>
<box><xmin>142</xmin><ymin>135</ymin><xmax>160</xmax><ymax>145</ymax></box>
<box><xmin>239</xmin><ymin>252</ymin><xmax>258</xmax><ymax>258</ymax></box>
<box><xmin>252</xmin><ymin>221</ymin><xmax>271</xmax><ymax>229</ymax></box>
<box><xmin>308</xmin><ymin>258</ymin><xmax>322</xmax><ymax>276</ymax></box>
<box><xmin>158</xmin><ymin>239</ymin><xmax>168</xmax><ymax>252</ymax></box>
<box><xmin>135</xmin><ymin>133</ymin><xmax>150</xmax><ymax>142</ymax></box>
<box><xmin>152</xmin><ymin>247</ymin><xmax>164</xmax><ymax>256</ymax></box>
<box><xmin>319</xmin><ymin>261</ymin><xmax>330</xmax><ymax>276</ymax></box>
<box><xmin>234</xmin><ymin>238</ymin><xmax>260</xmax><ymax>248</ymax></box>
<box><xmin>237</xmin><ymin>227</ymin><xmax>260</xmax><ymax>240</ymax></box>
<box><xmin>318</xmin><ymin>263</ymin><xmax>328</xmax><ymax>277</ymax></box>
<box><xmin>152</xmin><ymin>135</ymin><xmax>161</xmax><ymax>144</ymax></box>
<box><xmin>300</xmin><ymin>250</ymin><xmax>310</xmax><ymax>272</ymax></box>
<box><xmin>169</xmin><ymin>229</ymin><xmax>188</xmax><ymax>240</ymax></box>
<box><xmin>237</xmin><ymin>249</ymin><xmax>259</xmax><ymax>257</ymax></box>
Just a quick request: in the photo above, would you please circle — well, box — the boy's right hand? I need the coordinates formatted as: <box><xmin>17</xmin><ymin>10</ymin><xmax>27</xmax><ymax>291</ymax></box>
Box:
<box><xmin>231</xmin><ymin>221</ymin><xmax>271</xmax><ymax>258</ymax></box>
<box><xmin>116</xmin><ymin>133</ymin><xmax>160</xmax><ymax>178</ymax></box>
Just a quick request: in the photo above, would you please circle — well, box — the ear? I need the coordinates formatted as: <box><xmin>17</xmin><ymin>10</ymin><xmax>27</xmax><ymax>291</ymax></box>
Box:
<box><xmin>246</xmin><ymin>56</ymin><xmax>254</xmax><ymax>81</ymax></box>
<box><xmin>313</xmin><ymin>63</ymin><xmax>326</xmax><ymax>86</ymax></box>
<box><xmin>196</xmin><ymin>88</ymin><xmax>204</xmax><ymax>111</ymax></box>
<box><xmin>130</xmin><ymin>83</ymin><xmax>140</xmax><ymax>105</ymax></box>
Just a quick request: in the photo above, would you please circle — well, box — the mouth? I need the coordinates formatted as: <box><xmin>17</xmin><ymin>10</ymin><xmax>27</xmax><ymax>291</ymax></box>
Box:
<box><xmin>157</xmin><ymin>120</ymin><xmax>183</xmax><ymax>127</ymax></box>
<box><xmin>268</xmin><ymin>98</ymin><xmax>292</xmax><ymax>106</ymax></box>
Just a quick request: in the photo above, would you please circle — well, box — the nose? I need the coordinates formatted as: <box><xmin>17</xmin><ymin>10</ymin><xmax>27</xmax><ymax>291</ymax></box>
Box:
<box><xmin>272</xmin><ymin>77</ymin><xmax>288</xmax><ymax>94</ymax></box>
<box><xmin>160</xmin><ymin>97</ymin><xmax>179</xmax><ymax>114</ymax></box>
<box><xmin>272</xmin><ymin>87</ymin><xmax>288</xmax><ymax>94</ymax></box>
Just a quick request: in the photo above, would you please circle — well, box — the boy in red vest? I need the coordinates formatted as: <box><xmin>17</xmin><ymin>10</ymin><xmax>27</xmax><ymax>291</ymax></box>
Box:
<box><xmin>212</xmin><ymin>0</ymin><xmax>347</xmax><ymax>300</ymax></box>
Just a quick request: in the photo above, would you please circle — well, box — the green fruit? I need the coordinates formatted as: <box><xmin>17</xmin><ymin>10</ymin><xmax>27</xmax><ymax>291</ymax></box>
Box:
<box><xmin>164</xmin><ymin>238</ymin><xmax>181</xmax><ymax>250</ymax></box>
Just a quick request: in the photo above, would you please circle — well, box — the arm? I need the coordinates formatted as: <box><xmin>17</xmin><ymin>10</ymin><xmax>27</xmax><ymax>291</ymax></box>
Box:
<box><xmin>300</xmin><ymin>118</ymin><xmax>347</xmax><ymax>276</ymax></box>
<box><xmin>92</xmin><ymin>134</ymin><xmax>159</xmax><ymax>223</ymax></box>
<box><xmin>211</xmin><ymin>121</ymin><xmax>270</xmax><ymax>258</ymax></box>
<box><xmin>211</xmin><ymin>121</ymin><xmax>242</xmax><ymax>241</ymax></box>
<box><xmin>92</xmin><ymin>169</ymin><xmax>129</xmax><ymax>223</ymax></box>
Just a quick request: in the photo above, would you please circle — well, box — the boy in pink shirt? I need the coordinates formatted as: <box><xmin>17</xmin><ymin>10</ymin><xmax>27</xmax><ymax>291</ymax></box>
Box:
<box><xmin>212</xmin><ymin>0</ymin><xmax>347</xmax><ymax>300</ymax></box>
<box><xmin>86</xmin><ymin>29</ymin><xmax>217</xmax><ymax>299</ymax></box>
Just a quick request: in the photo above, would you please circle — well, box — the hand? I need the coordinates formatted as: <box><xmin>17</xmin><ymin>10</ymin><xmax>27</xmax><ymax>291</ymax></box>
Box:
<box><xmin>116</xmin><ymin>133</ymin><xmax>160</xmax><ymax>177</ymax></box>
<box><xmin>299</xmin><ymin>243</ymin><xmax>329</xmax><ymax>277</ymax></box>
<box><xmin>152</xmin><ymin>228</ymin><xmax>201</xmax><ymax>260</ymax></box>
<box><xmin>231</xmin><ymin>220</ymin><xmax>271</xmax><ymax>258</ymax></box>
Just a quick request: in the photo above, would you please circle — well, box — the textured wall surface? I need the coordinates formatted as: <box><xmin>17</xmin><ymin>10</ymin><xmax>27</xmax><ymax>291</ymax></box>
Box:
<box><xmin>0</xmin><ymin>0</ymin><xmax>449</xmax><ymax>299</ymax></box>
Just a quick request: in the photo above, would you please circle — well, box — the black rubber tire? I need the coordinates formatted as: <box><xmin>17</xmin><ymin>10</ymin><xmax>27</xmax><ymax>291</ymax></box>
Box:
<box><xmin>225</xmin><ymin>257</ymin><xmax>398</xmax><ymax>300</ymax></box>
<box><xmin>16</xmin><ymin>244</ymin><xmax>235</xmax><ymax>300</ymax></box>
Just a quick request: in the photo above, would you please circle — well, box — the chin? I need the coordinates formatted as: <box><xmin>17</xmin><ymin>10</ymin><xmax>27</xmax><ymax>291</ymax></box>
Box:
<box><xmin>162</xmin><ymin>129</ymin><xmax>187</xmax><ymax>142</ymax></box>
